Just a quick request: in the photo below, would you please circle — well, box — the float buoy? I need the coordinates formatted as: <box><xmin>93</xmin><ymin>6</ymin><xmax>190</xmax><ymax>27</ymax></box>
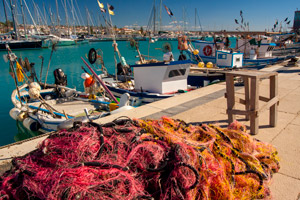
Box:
<box><xmin>84</xmin><ymin>76</ymin><xmax>95</xmax><ymax>87</ymax></box>
<box><xmin>206</xmin><ymin>62</ymin><xmax>213</xmax><ymax>68</ymax></box>
<box><xmin>193</xmin><ymin>49</ymin><xmax>199</xmax><ymax>55</ymax></box>
<box><xmin>9</xmin><ymin>108</ymin><xmax>21</xmax><ymax>120</ymax></box>
<box><xmin>23</xmin><ymin>117</ymin><xmax>41</xmax><ymax>132</ymax></box>
<box><xmin>198</xmin><ymin>62</ymin><xmax>205</xmax><ymax>68</ymax></box>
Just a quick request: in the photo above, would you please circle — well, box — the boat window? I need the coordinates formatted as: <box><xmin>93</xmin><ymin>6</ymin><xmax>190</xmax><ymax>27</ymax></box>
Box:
<box><xmin>169</xmin><ymin>69</ymin><xmax>186</xmax><ymax>78</ymax></box>
<box><xmin>236</xmin><ymin>58</ymin><xmax>240</xmax><ymax>62</ymax></box>
<box><xmin>179</xmin><ymin>69</ymin><xmax>186</xmax><ymax>75</ymax></box>
<box><xmin>218</xmin><ymin>54</ymin><xmax>227</xmax><ymax>59</ymax></box>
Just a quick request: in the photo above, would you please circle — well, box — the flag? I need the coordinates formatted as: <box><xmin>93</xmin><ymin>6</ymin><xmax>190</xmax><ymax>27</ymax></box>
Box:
<box><xmin>164</xmin><ymin>5</ymin><xmax>173</xmax><ymax>16</ymax></box>
<box><xmin>275</xmin><ymin>20</ymin><xmax>278</xmax><ymax>25</ymax></box>
<box><xmin>16</xmin><ymin>61</ymin><xmax>24</xmax><ymax>82</ymax></box>
<box><xmin>101</xmin><ymin>8</ymin><xmax>106</xmax><ymax>13</ymax></box>
<box><xmin>107</xmin><ymin>3</ymin><xmax>114</xmax><ymax>15</ymax></box>
<box><xmin>108</xmin><ymin>9</ymin><xmax>114</xmax><ymax>15</ymax></box>
<box><xmin>97</xmin><ymin>0</ymin><xmax>104</xmax><ymax>8</ymax></box>
<box><xmin>287</xmin><ymin>20</ymin><xmax>291</xmax><ymax>24</ymax></box>
<box><xmin>284</xmin><ymin>17</ymin><xmax>288</xmax><ymax>22</ymax></box>
<box><xmin>240</xmin><ymin>10</ymin><xmax>243</xmax><ymax>17</ymax></box>
<box><xmin>235</xmin><ymin>19</ymin><xmax>239</xmax><ymax>24</ymax></box>
<box><xmin>97</xmin><ymin>0</ymin><xmax>106</xmax><ymax>12</ymax></box>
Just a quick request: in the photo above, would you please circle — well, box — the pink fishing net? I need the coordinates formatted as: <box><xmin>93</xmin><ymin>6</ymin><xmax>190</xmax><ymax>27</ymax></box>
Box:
<box><xmin>0</xmin><ymin>117</ymin><xmax>280</xmax><ymax>200</ymax></box>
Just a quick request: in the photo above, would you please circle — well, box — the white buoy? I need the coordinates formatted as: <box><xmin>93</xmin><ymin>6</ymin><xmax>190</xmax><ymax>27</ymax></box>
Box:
<box><xmin>9</xmin><ymin>108</ymin><xmax>21</xmax><ymax>120</ymax></box>
<box><xmin>23</xmin><ymin>117</ymin><xmax>41</xmax><ymax>132</ymax></box>
<box><xmin>110</xmin><ymin>106</ymin><xmax>134</xmax><ymax>115</ymax></box>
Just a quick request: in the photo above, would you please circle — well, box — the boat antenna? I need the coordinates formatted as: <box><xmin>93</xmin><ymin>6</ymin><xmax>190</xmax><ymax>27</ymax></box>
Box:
<box><xmin>39</xmin><ymin>55</ymin><xmax>44</xmax><ymax>81</ymax></box>
<box><xmin>5</xmin><ymin>44</ymin><xmax>23</xmax><ymax>106</ymax></box>
<box><xmin>44</xmin><ymin>41</ymin><xmax>58</xmax><ymax>87</ymax></box>
<box><xmin>106</xmin><ymin>3</ymin><xmax>131</xmax><ymax>85</ymax></box>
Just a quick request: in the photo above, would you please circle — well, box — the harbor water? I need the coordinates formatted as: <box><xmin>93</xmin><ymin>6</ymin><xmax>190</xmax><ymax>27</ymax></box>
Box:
<box><xmin>0</xmin><ymin>40</ymin><xmax>183</xmax><ymax>146</ymax></box>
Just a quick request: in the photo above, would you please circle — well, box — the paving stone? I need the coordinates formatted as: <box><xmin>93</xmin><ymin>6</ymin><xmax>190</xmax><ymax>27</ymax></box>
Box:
<box><xmin>271</xmin><ymin>124</ymin><xmax>300</xmax><ymax>180</ymax></box>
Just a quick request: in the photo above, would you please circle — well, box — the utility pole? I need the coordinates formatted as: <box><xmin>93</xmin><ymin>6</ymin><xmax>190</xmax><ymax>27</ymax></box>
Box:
<box><xmin>20</xmin><ymin>0</ymin><xmax>27</xmax><ymax>38</ymax></box>
<box><xmin>2</xmin><ymin>0</ymin><xmax>9</xmax><ymax>32</ymax></box>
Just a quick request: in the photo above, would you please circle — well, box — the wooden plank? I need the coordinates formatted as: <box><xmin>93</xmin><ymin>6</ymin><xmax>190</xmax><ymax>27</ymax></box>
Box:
<box><xmin>259</xmin><ymin>96</ymin><xmax>279</xmax><ymax>112</ymax></box>
<box><xmin>226</xmin><ymin>74</ymin><xmax>236</xmax><ymax>123</ymax></box>
<box><xmin>244</xmin><ymin>76</ymin><xmax>250</xmax><ymax>120</ymax></box>
<box><xmin>270</xmin><ymin>75</ymin><xmax>278</xmax><ymax>127</ymax></box>
<box><xmin>259</xmin><ymin>96</ymin><xmax>270</xmax><ymax>102</ymax></box>
<box><xmin>226</xmin><ymin>70</ymin><xmax>277</xmax><ymax>79</ymax></box>
<box><xmin>224</xmin><ymin>93</ymin><xmax>246</xmax><ymax>105</ymax></box>
<box><xmin>227</xmin><ymin>109</ymin><xmax>256</xmax><ymax>116</ymax></box>
<box><xmin>250</xmin><ymin>77</ymin><xmax>259</xmax><ymax>135</ymax></box>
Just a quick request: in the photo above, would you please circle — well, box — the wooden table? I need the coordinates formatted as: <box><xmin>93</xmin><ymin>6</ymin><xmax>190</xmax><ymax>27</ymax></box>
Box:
<box><xmin>225</xmin><ymin>70</ymin><xmax>279</xmax><ymax>135</ymax></box>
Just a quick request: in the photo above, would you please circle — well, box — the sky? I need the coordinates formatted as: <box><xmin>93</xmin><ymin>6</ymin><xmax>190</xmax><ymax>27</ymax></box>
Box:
<box><xmin>0</xmin><ymin>0</ymin><xmax>299</xmax><ymax>31</ymax></box>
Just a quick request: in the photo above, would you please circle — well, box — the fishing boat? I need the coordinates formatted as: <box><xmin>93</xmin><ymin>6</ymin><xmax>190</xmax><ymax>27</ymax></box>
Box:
<box><xmin>0</xmin><ymin>39</ymin><xmax>43</xmax><ymax>50</ymax></box>
<box><xmin>6</xmin><ymin>45</ymin><xmax>133</xmax><ymax>134</ymax></box>
<box><xmin>189</xmin><ymin>37</ymin><xmax>293</xmax><ymax>66</ymax></box>
<box><xmin>85</xmin><ymin>36</ymin><xmax>193</xmax><ymax>106</ymax></box>
<box><xmin>9</xmin><ymin>73</ymin><xmax>134</xmax><ymax>133</ymax></box>
<box><xmin>103</xmin><ymin>60</ymin><xmax>193</xmax><ymax>105</ymax></box>
<box><xmin>0</xmin><ymin>33</ymin><xmax>42</xmax><ymax>50</ymax></box>
<box><xmin>42</xmin><ymin>35</ymin><xmax>76</xmax><ymax>47</ymax></box>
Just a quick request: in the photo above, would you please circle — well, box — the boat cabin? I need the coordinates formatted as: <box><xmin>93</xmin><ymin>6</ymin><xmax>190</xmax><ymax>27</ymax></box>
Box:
<box><xmin>237</xmin><ymin>38</ymin><xmax>276</xmax><ymax>59</ymax></box>
<box><xmin>131</xmin><ymin>60</ymin><xmax>192</xmax><ymax>94</ymax></box>
<box><xmin>216</xmin><ymin>50</ymin><xmax>243</xmax><ymax>68</ymax></box>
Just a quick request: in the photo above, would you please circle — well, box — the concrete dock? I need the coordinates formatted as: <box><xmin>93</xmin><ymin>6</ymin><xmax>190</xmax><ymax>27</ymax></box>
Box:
<box><xmin>1</xmin><ymin>61</ymin><xmax>300</xmax><ymax>199</ymax></box>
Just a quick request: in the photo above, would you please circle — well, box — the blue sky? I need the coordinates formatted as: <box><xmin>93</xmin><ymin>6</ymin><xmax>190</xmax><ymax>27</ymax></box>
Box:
<box><xmin>0</xmin><ymin>0</ymin><xmax>299</xmax><ymax>31</ymax></box>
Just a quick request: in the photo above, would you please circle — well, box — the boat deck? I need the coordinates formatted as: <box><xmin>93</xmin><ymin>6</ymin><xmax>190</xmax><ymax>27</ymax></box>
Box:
<box><xmin>30</xmin><ymin>98</ymin><xmax>104</xmax><ymax>117</ymax></box>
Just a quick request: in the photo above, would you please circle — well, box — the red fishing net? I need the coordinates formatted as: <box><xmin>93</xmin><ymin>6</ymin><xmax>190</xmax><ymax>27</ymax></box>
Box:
<box><xmin>0</xmin><ymin>117</ymin><xmax>280</xmax><ymax>200</ymax></box>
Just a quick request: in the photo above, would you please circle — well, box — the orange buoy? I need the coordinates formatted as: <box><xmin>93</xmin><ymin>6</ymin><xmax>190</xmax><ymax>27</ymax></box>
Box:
<box><xmin>84</xmin><ymin>76</ymin><xmax>95</xmax><ymax>87</ymax></box>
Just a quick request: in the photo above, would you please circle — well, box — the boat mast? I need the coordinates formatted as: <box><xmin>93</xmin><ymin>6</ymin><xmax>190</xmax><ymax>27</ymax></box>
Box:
<box><xmin>55</xmin><ymin>0</ymin><xmax>61</xmax><ymax>37</ymax></box>
<box><xmin>64</xmin><ymin>0</ymin><xmax>70</xmax><ymax>36</ymax></box>
<box><xmin>20</xmin><ymin>0</ymin><xmax>27</xmax><ymax>38</ymax></box>
<box><xmin>159</xmin><ymin>0</ymin><xmax>162</xmax><ymax>33</ymax></box>
<box><xmin>86</xmin><ymin>8</ymin><xmax>90</xmax><ymax>35</ymax></box>
<box><xmin>43</xmin><ymin>2</ymin><xmax>47</xmax><ymax>27</ymax></box>
<box><xmin>9</xmin><ymin>0</ymin><xmax>18</xmax><ymax>39</ymax></box>
<box><xmin>70</xmin><ymin>0</ymin><xmax>76</xmax><ymax>36</ymax></box>
<box><xmin>153</xmin><ymin>0</ymin><xmax>156</xmax><ymax>35</ymax></box>
<box><xmin>195</xmin><ymin>8</ymin><xmax>202</xmax><ymax>33</ymax></box>
<box><xmin>195</xmin><ymin>8</ymin><xmax>196</xmax><ymax>32</ymax></box>
<box><xmin>23</xmin><ymin>0</ymin><xmax>38</xmax><ymax>34</ymax></box>
<box><xmin>2</xmin><ymin>0</ymin><xmax>9</xmax><ymax>32</ymax></box>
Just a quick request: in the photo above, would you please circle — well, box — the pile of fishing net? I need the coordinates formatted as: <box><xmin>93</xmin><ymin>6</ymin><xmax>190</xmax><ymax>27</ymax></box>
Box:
<box><xmin>0</xmin><ymin>117</ymin><xmax>280</xmax><ymax>200</ymax></box>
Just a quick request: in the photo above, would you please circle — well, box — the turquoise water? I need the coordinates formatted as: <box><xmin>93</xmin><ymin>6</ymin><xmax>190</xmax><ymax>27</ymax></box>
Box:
<box><xmin>0</xmin><ymin>40</ymin><xmax>182</xmax><ymax>146</ymax></box>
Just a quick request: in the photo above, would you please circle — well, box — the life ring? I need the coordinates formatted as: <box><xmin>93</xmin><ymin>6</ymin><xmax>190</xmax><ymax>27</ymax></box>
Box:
<box><xmin>88</xmin><ymin>48</ymin><xmax>97</xmax><ymax>64</ymax></box>
<box><xmin>203</xmin><ymin>45</ymin><xmax>212</xmax><ymax>56</ymax></box>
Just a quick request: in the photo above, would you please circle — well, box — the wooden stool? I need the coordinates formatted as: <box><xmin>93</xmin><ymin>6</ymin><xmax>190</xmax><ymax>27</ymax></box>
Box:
<box><xmin>225</xmin><ymin>70</ymin><xmax>279</xmax><ymax>135</ymax></box>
